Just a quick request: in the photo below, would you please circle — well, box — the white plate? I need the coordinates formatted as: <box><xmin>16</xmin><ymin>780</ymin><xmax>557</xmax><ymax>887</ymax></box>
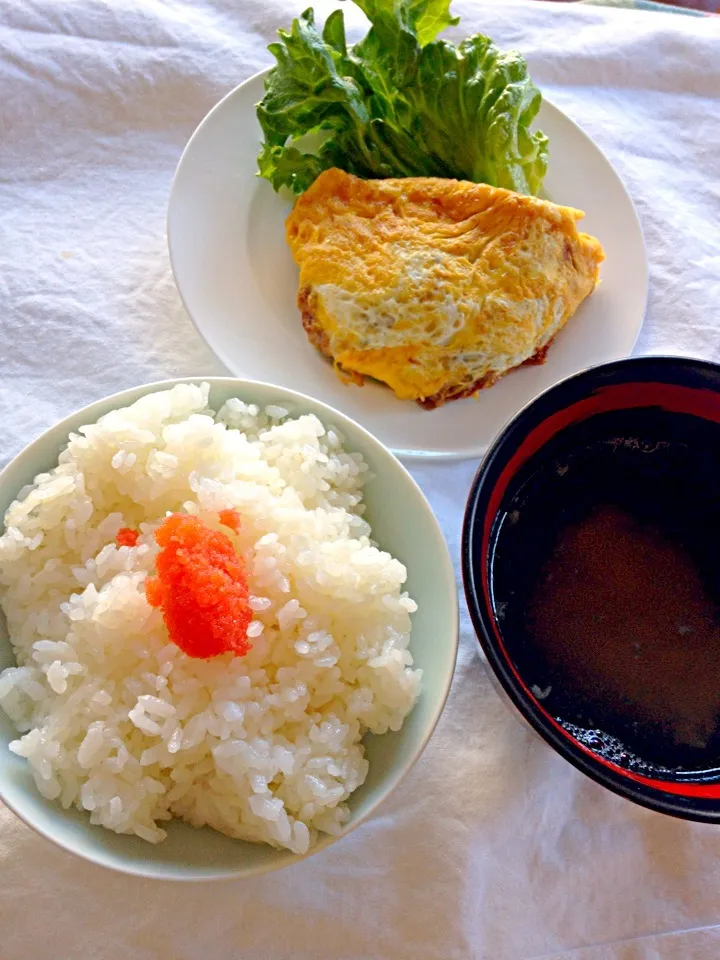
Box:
<box><xmin>168</xmin><ymin>70</ymin><xmax>648</xmax><ymax>460</ymax></box>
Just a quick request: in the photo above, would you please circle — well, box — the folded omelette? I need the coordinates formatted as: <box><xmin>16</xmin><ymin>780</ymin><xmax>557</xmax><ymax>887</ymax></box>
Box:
<box><xmin>286</xmin><ymin>169</ymin><xmax>604</xmax><ymax>409</ymax></box>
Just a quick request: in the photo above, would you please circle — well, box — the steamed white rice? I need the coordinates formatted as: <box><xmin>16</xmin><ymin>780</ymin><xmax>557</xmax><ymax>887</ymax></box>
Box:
<box><xmin>0</xmin><ymin>383</ymin><xmax>420</xmax><ymax>853</ymax></box>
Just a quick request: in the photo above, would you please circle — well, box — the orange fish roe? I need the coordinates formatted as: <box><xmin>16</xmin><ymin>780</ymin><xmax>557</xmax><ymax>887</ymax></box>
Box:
<box><xmin>145</xmin><ymin>513</ymin><xmax>252</xmax><ymax>660</ymax></box>
<box><xmin>116</xmin><ymin>527</ymin><xmax>139</xmax><ymax>548</ymax></box>
<box><xmin>218</xmin><ymin>508</ymin><xmax>241</xmax><ymax>533</ymax></box>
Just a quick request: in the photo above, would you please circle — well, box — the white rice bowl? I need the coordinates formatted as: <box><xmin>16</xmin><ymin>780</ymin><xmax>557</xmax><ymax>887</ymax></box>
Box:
<box><xmin>0</xmin><ymin>383</ymin><xmax>421</xmax><ymax>855</ymax></box>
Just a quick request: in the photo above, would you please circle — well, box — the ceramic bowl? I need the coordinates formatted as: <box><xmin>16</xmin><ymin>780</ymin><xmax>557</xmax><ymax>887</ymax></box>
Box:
<box><xmin>0</xmin><ymin>377</ymin><xmax>458</xmax><ymax>879</ymax></box>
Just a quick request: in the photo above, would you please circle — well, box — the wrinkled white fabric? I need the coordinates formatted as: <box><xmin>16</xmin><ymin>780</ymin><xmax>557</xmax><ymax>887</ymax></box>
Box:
<box><xmin>2</xmin><ymin>1</ymin><xmax>720</xmax><ymax>957</ymax></box>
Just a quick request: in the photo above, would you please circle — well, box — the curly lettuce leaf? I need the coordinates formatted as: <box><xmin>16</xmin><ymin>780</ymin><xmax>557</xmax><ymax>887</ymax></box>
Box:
<box><xmin>256</xmin><ymin>0</ymin><xmax>548</xmax><ymax>196</ymax></box>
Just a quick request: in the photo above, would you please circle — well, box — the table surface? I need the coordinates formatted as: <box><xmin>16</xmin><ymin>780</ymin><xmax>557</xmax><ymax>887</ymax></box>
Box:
<box><xmin>2</xmin><ymin>0</ymin><xmax>720</xmax><ymax>957</ymax></box>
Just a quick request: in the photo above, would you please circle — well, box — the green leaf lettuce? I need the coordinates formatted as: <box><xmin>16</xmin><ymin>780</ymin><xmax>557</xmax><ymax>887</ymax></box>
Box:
<box><xmin>256</xmin><ymin>0</ymin><xmax>549</xmax><ymax>196</ymax></box>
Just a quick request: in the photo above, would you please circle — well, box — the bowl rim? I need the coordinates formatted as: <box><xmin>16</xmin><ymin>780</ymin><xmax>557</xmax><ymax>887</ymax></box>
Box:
<box><xmin>462</xmin><ymin>354</ymin><xmax>720</xmax><ymax>823</ymax></box>
<box><xmin>0</xmin><ymin>375</ymin><xmax>459</xmax><ymax>880</ymax></box>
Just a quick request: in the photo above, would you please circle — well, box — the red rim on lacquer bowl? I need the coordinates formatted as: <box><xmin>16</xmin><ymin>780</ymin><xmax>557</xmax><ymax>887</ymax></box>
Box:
<box><xmin>462</xmin><ymin>356</ymin><xmax>720</xmax><ymax>821</ymax></box>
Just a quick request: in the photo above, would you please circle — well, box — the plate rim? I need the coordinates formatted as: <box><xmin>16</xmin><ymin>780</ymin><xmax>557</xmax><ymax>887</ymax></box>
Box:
<box><xmin>167</xmin><ymin>68</ymin><xmax>649</xmax><ymax>462</ymax></box>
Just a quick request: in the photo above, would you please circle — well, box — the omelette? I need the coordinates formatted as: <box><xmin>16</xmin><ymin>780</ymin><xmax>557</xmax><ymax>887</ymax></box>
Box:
<box><xmin>285</xmin><ymin>169</ymin><xmax>605</xmax><ymax>409</ymax></box>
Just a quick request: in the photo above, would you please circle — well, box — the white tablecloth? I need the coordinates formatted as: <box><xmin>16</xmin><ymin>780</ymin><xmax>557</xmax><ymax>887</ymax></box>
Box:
<box><xmin>2</xmin><ymin>1</ymin><xmax>720</xmax><ymax>956</ymax></box>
